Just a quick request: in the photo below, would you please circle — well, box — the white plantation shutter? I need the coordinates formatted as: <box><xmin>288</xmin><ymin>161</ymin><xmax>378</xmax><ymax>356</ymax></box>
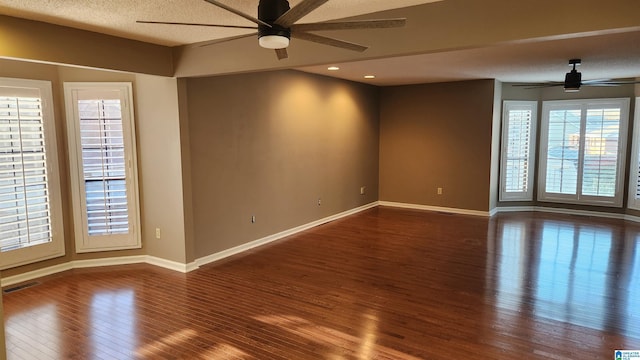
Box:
<box><xmin>581</xmin><ymin>107</ymin><xmax>620</xmax><ymax>197</ymax></box>
<box><xmin>544</xmin><ymin>107</ymin><xmax>581</xmax><ymax>195</ymax></box>
<box><xmin>78</xmin><ymin>99</ymin><xmax>129</xmax><ymax>235</ymax></box>
<box><xmin>0</xmin><ymin>96</ymin><xmax>50</xmax><ymax>250</ymax></box>
<box><xmin>628</xmin><ymin>98</ymin><xmax>640</xmax><ymax>210</ymax></box>
<box><xmin>538</xmin><ymin>99</ymin><xmax>629</xmax><ymax>207</ymax></box>
<box><xmin>65</xmin><ymin>83</ymin><xmax>140</xmax><ymax>252</ymax></box>
<box><xmin>637</xmin><ymin>167</ymin><xmax>640</xmax><ymax>201</ymax></box>
<box><xmin>500</xmin><ymin>101</ymin><xmax>537</xmax><ymax>201</ymax></box>
<box><xmin>0</xmin><ymin>78</ymin><xmax>64</xmax><ymax>270</ymax></box>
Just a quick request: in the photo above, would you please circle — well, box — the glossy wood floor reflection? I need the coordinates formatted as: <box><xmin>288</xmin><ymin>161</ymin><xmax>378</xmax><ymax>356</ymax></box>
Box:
<box><xmin>4</xmin><ymin>207</ymin><xmax>640</xmax><ymax>359</ymax></box>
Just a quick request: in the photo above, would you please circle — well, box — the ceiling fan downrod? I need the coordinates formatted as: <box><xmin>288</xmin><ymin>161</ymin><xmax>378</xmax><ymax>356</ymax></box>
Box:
<box><xmin>564</xmin><ymin>58</ymin><xmax>582</xmax><ymax>92</ymax></box>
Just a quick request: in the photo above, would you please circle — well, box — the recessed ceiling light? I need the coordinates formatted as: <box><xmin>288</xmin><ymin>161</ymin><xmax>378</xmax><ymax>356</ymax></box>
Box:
<box><xmin>328</xmin><ymin>66</ymin><xmax>340</xmax><ymax>71</ymax></box>
<box><xmin>364</xmin><ymin>75</ymin><xmax>376</xmax><ymax>79</ymax></box>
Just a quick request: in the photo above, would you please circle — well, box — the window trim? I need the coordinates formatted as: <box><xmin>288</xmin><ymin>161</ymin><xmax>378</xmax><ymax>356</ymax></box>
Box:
<box><xmin>499</xmin><ymin>100</ymin><xmax>538</xmax><ymax>201</ymax></box>
<box><xmin>537</xmin><ymin>98</ymin><xmax>629</xmax><ymax>207</ymax></box>
<box><xmin>628</xmin><ymin>97</ymin><xmax>640</xmax><ymax>210</ymax></box>
<box><xmin>0</xmin><ymin>77</ymin><xmax>65</xmax><ymax>270</ymax></box>
<box><xmin>64</xmin><ymin>82</ymin><xmax>141</xmax><ymax>252</ymax></box>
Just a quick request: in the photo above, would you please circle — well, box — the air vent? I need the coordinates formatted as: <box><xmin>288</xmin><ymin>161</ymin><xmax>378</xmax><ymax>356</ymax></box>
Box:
<box><xmin>3</xmin><ymin>281</ymin><xmax>40</xmax><ymax>294</ymax></box>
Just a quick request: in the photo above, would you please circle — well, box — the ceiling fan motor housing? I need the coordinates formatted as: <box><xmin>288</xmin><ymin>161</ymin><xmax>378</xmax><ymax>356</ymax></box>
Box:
<box><xmin>564</xmin><ymin>69</ymin><xmax>582</xmax><ymax>92</ymax></box>
<box><xmin>258</xmin><ymin>0</ymin><xmax>291</xmax><ymax>41</ymax></box>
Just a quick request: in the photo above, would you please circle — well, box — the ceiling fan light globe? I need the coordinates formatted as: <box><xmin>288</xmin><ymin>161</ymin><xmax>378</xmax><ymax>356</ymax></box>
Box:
<box><xmin>259</xmin><ymin>35</ymin><xmax>290</xmax><ymax>49</ymax></box>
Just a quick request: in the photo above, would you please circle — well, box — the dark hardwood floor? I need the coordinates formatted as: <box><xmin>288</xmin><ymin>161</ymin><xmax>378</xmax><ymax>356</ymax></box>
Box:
<box><xmin>3</xmin><ymin>207</ymin><xmax>640</xmax><ymax>359</ymax></box>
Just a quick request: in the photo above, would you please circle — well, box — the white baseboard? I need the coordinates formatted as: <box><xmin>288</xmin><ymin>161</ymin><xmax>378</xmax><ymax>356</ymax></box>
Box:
<box><xmin>493</xmin><ymin>205</ymin><xmax>629</xmax><ymax>220</ymax></box>
<box><xmin>1</xmin><ymin>255</ymin><xmax>187</xmax><ymax>287</ymax></box>
<box><xmin>194</xmin><ymin>202</ymin><xmax>379</xmax><ymax>268</ymax></box>
<box><xmin>624</xmin><ymin>213</ymin><xmax>640</xmax><ymax>223</ymax></box>
<box><xmin>72</xmin><ymin>255</ymin><xmax>148</xmax><ymax>269</ymax></box>
<box><xmin>145</xmin><ymin>256</ymin><xmax>193</xmax><ymax>273</ymax></box>
<box><xmin>185</xmin><ymin>261</ymin><xmax>200</xmax><ymax>273</ymax></box>
<box><xmin>492</xmin><ymin>206</ymin><xmax>536</xmax><ymax>213</ymax></box>
<box><xmin>378</xmin><ymin>201</ymin><xmax>640</xmax><ymax>224</ymax></box>
<box><xmin>379</xmin><ymin>201</ymin><xmax>491</xmax><ymax>217</ymax></box>
<box><xmin>533</xmin><ymin>206</ymin><xmax>625</xmax><ymax>219</ymax></box>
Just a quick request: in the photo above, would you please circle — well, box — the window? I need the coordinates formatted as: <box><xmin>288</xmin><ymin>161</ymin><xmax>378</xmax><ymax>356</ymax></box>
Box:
<box><xmin>64</xmin><ymin>83</ymin><xmax>141</xmax><ymax>252</ymax></box>
<box><xmin>628</xmin><ymin>98</ymin><xmax>640</xmax><ymax>210</ymax></box>
<box><xmin>538</xmin><ymin>98</ymin><xmax>629</xmax><ymax>207</ymax></box>
<box><xmin>0</xmin><ymin>78</ymin><xmax>64</xmax><ymax>269</ymax></box>
<box><xmin>499</xmin><ymin>101</ymin><xmax>537</xmax><ymax>201</ymax></box>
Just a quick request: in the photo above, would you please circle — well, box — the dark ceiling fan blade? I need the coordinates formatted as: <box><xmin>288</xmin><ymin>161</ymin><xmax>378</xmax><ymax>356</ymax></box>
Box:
<box><xmin>512</xmin><ymin>82</ymin><xmax>564</xmax><ymax>88</ymax></box>
<box><xmin>136</xmin><ymin>20</ymin><xmax>257</xmax><ymax>30</ymax></box>
<box><xmin>581</xmin><ymin>79</ymin><xmax>613</xmax><ymax>84</ymax></box>
<box><xmin>291</xmin><ymin>18</ymin><xmax>406</xmax><ymax>32</ymax></box>
<box><xmin>275</xmin><ymin>48</ymin><xmax>288</xmax><ymax>60</ymax></box>
<box><xmin>292</xmin><ymin>31</ymin><xmax>368</xmax><ymax>52</ymax></box>
<box><xmin>186</xmin><ymin>32</ymin><xmax>257</xmax><ymax>48</ymax></box>
<box><xmin>274</xmin><ymin>0</ymin><xmax>329</xmax><ymax>27</ymax></box>
<box><xmin>584</xmin><ymin>83</ymin><xmax>624</xmax><ymax>87</ymax></box>
<box><xmin>513</xmin><ymin>59</ymin><xmax>639</xmax><ymax>91</ymax></box>
<box><xmin>204</xmin><ymin>0</ymin><xmax>272</xmax><ymax>28</ymax></box>
<box><xmin>608</xmin><ymin>80</ymin><xmax>640</xmax><ymax>84</ymax></box>
<box><xmin>582</xmin><ymin>79</ymin><xmax>640</xmax><ymax>85</ymax></box>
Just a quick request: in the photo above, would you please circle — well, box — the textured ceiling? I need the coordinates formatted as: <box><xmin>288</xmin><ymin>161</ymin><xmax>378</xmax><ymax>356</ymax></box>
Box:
<box><xmin>298</xmin><ymin>30</ymin><xmax>640</xmax><ymax>85</ymax></box>
<box><xmin>0</xmin><ymin>0</ymin><xmax>440</xmax><ymax>46</ymax></box>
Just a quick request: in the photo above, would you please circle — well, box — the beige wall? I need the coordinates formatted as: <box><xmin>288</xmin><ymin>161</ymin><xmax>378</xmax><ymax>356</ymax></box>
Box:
<box><xmin>0</xmin><ymin>15</ymin><xmax>172</xmax><ymax>76</ymax></box>
<box><xmin>379</xmin><ymin>79</ymin><xmax>496</xmax><ymax>212</ymax></box>
<box><xmin>489</xmin><ymin>81</ymin><xmax>503</xmax><ymax>211</ymax></box>
<box><xmin>177</xmin><ymin>79</ymin><xmax>197</xmax><ymax>263</ymax></box>
<box><xmin>134</xmin><ymin>74</ymin><xmax>188</xmax><ymax>264</ymax></box>
<box><xmin>0</xmin><ymin>59</ymin><xmax>188</xmax><ymax>276</ymax></box>
<box><xmin>186</xmin><ymin>70</ymin><xmax>379</xmax><ymax>257</ymax></box>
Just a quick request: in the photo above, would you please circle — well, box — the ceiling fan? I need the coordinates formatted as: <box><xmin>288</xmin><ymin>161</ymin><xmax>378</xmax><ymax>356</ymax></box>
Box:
<box><xmin>138</xmin><ymin>0</ymin><xmax>407</xmax><ymax>60</ymax></box>
<box><xmin>514</xmin><ymin>59</ymin><xmax>640</xmax><ymax>92</ymax></box>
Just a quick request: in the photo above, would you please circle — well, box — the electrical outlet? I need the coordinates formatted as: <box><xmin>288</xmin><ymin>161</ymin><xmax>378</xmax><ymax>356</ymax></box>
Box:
<box><xmin>360</xmin><ymin>186</ymin><xmax>366</xmax><ymax>195</ymax></box>
<box><xmin>318</xmin><ymin>198</ymin><xmax>322</xmax><ymax>206</ymax></box>
<box><xmin>437</xmin><ymin>187</ymin><xmax>443</xmax><ymax>195</ymax></box>
<box><xmin>251</xmin><ymin>215</ymin><xmax>256</xmax><ymax>223</ymax></box>
<box><xmin>155</xmin><ymin>228</ymin><xmax>161</xmax><ymax>239</ymax></box>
